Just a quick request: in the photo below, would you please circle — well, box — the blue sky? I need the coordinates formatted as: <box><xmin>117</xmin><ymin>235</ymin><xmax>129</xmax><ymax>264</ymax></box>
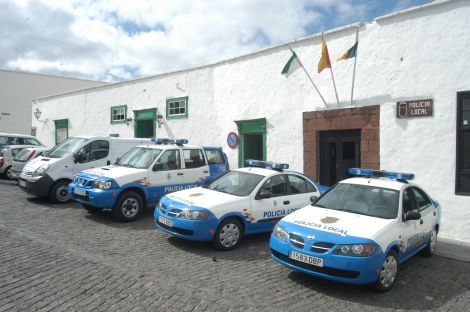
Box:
<box><xmin>0</xmin><ymin>0</ymin><xmax>434</xmax><ymax>82</ymax></box>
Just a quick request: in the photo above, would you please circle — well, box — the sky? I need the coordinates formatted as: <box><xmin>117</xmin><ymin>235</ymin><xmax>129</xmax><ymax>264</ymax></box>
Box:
<box><xmin>0</xmin><ymin>0</ymin><xmax>434</xmax><ymax>82</ymax></box>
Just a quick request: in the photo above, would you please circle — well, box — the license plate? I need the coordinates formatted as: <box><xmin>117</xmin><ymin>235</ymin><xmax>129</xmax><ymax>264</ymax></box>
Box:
<box><xmin>290</xmin><ymin>251</ymin><xmax>323</xmax><ymax>267</ymax></box>
<box><xmin>19</xmin><ymin>179</ymin><xmax>26</xmax><ymax>187</ymax></box>
<box><xmin>74</xmin><ymin>188</ymin><xmax>87</xmax><ymax>196</ymax></box>
<box><xmin>158</xmin><ymin>216</ymin><xmax>173</xmax><ymax>227</ymax></box>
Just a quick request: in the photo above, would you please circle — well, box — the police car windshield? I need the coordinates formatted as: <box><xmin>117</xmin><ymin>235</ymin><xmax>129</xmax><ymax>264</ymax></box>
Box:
<box><xmin>47</xmin><ymin>137</ymin><xmax>88</xmax><ymax>158</ymax></box>
<box><xmin>205</xmin><ymin>171</ymin><xmax>264</xmax><ymax>197</ymax></box>
<box><xmin>314</xmin><ymin>183</ymin><xmax>399</xmax><ymax>219</ymax></box>
<box><xmin>117</xmin><ymin>147</ymin><xmax>162</xmax><ymax>169</ymax></box>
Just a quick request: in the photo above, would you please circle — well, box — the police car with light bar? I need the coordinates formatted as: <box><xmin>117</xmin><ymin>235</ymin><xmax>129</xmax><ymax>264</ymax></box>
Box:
<box><xmin>155</xmin><ymin>159</ymin><xmax>326</xmax><ymax>250</ymax></box>
<box><xmin>68</xmin><ymin>139</ymin><xmax>229</xmax><ymax>221</ymax></box>
<box><xmin>270</xmin><ymin>168</ymin><xmax>441</xmax><ymax>292</ymax></box>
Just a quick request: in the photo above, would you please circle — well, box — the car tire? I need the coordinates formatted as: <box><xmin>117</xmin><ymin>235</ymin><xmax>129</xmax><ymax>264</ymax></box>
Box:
<box><xmin>112</xmin><ymin>191</ymin><xmax>143</xmax><ymax>222</ymax></box>
<box><xmin>81</xmin><ymin>203</ymin><xmax>99</xmax><ymax>214</ymax></box>
<box><xmin>421</xmin><ymin>227</ymin><xmax>438</xmax><ymax>257</ymax></box>
<box><xmin>4</xmin><ymin>166</ymin><xmax>14</xmax><ymax>180</ymax></box>
<box><xmin>374</xmin><ymin>249</ymin><xmax>399</xmax><ymax>292</ymax></box>
<box><xmin>50</xmin><ymin>180</ymin><xmax>71</xmax><ymax>203</ymax></box>
<box><xmin>212</xmin><ymin>218</ymin><xmax>243</xmax><ymax>251</ymax></box>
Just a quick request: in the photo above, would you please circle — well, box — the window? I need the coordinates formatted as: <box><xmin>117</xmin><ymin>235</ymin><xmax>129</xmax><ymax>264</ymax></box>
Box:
<box><xmin>166</xmin><ymin>97</ymin><xmax>188</xmax><ymax>119</ymax></box>
<box><xmin>54</xmin><ymin>119</ymin><xmax>68</xmax><ymax>145</ymax></box>
<box><xmin>156</xmin><ymin>150</ymin><xmax>181</xmax><ymax>170</ymax></box>
<box><xmin>205</xmin><ymin>149</ymin><xmax>224</xmax><ymax>164</ymax></box>
<box><xmin>183</xmin><ymin>149</ymin><xmax>206</xmax><ymax>168</ymax></box>
<box><xmin>287</xmin><ymin>175</ymin><xmax>317</xmax><ymax>194</ymax></box>
<box><xmin>110</xmin><ymin>105</ymin><xmax>127</xmax><ymax>124</ymax></box>
<box><xmin>402</xmin><ymin>188</ymin><xmax>414</xmax><ymax>214</ymax></box>
<box><xmin>259</xmin><ymin>175</ymin><xmax>287</xmax><ymax>197</ymax></box>
<box><xmin>457</xmin><ymin>92</ymin><xmax>470</xmax><ymax>195</ymax></box>
<box><xmin>117</xmin><ymin>147</ymin><xmax>162</xmax><ymax>169</ymax></box>
<box><xmin>410</xmin><ymin>187</ymin><xmax>432</xmax><ymax>211</ymax></box>
<box><xmin>23</xmin><ymin>138</ymin><xmax>41</xmax><ymax>145</ymax></box>
<box><xmin>76</xmin><ymin>140</ymin><xmax>109</xmax><ymax>163</ymax></box>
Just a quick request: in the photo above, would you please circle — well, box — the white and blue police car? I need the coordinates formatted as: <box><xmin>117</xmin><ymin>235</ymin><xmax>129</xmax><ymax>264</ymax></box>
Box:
<box><xmin>155</xmin><ymin>159</ymin><xmax>326</xmax><ymax>250</ymax></box>
<box><xmin>68</xmin><ymin>139</ymin><xmax>229</xmax><ymax>221</ymax></box>
<box><xmin>270</xmin><ymin>168</ymin><xmax>441</xmax><ymax>292</ymax></box>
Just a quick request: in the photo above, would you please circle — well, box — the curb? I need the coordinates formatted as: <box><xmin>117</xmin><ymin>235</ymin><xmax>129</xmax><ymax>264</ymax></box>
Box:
<box><xmin>435</xmin><ymin>237</ymin><xmax>470</xmax><ymax>262</ymax></box>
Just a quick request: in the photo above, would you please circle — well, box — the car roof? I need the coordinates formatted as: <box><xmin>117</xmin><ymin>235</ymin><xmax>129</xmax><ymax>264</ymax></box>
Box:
<box><xmin>339</xmin><ymin>177</ymin><xmax>407</xmax><ymax>191</ymax></box>
<box><xmin>1</xmin><ymin>144</ymin><xmax>39</xmax><ymax>149</ymax></box>
<box><xmin>136</xmin><ymin>144</ymin><xmax>203</xmax><ymax>149</ymax></box>
<box><xmin>0</xmin><ymin>132</ymin><xmax>36</xmax><ymax>138</ymax></box>
<box><xmin>234</xmin><ymin>167</ymin><xmax>307</xmax><ymax>178</ymax></box>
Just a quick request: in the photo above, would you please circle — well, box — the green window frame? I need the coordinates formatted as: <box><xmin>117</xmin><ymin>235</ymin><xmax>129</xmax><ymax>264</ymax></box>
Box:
<box><xmin>110</xmin><ymin>105</ymin><xmax>127</xmax><ymax>124</ymax></box>
<box><xmin>166</xmin><ymin>97</ymin><xmax>188</xmax><ymax>120</ymax></box>
<box><xmin>54</xmin><ymin>119</ymin><xmax>69</xmax><ymax>145</ymax></box>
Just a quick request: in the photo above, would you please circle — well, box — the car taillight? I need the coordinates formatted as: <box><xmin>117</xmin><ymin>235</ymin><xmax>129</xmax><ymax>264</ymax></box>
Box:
<box><xmin>0</xmin><ymin>157</ymin><xmax>4</xmax><ymax>167</ymax></box>
<box><xmin>26</xmin><ymin>150</ymin><xmax>36</xmax><ymax>161</ymax></box>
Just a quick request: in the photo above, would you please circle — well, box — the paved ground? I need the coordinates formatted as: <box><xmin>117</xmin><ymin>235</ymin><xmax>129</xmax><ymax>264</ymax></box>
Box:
<box><xmin>1</xmin><ymin>179</ymin><xmax>470</xmax><ymax>312</ymax></box>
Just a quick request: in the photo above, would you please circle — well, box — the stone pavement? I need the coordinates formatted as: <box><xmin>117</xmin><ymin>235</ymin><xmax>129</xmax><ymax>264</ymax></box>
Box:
<box><xmin>0</xmin><ymin>179</ymin><xmax>469</xmax><ymax>311</ymax></box>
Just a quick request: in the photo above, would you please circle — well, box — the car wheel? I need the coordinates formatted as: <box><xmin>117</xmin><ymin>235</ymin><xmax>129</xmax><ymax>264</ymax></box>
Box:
<box><xmin>81</xmin><ymin>203</ymin><xmax>99</xmax><ymax>214</ymax></box>
<box><xmin>4</xmin><ymin>166</ymin><xmax>14</xmax><ymax>180</ymax></box>
<box><xmin>50</xmin><ymin>180</ymin><xmax>71</xmax><ymax>203</ymax></box>
<box><xmin>212</xmin><ymin>218</ymin><xmax>243</xmax><ymax>251</ymax></box>
<box><xmin>421</xmin><ymin>227</ymin><xmax>438</xmax><ymax>257</ymax></box>
<box><xmin>112</xmin><ymin>191</ymin><xmax>143</xmax><ymax>222</ymax></box>
<box><xmin>375</xmin><ymin>250</ymin><xmax>399</xmax><ymax>292</ymax></box>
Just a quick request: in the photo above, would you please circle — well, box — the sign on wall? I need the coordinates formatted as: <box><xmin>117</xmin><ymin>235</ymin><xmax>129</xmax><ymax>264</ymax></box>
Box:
<box><xmin>227</xmin><ymin>132</ymin><xmax>239</xmax><ymax>149</ymax></box>
<box><xmin>396</xmin><ymin>99</ymin><xmax>433</xmax><ymax>118</ymax></box>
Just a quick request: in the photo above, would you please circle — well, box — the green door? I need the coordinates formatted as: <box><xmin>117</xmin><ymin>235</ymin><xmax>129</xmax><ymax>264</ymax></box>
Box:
<box><xmin>235</xmin><ymin>118</ymin><xmax>266</xmax><ymax>167</ymax></box>
<box><xmin>134</xmin><ymin>109</ymin><xmax>156</xmax><ymax>138</ymax></box>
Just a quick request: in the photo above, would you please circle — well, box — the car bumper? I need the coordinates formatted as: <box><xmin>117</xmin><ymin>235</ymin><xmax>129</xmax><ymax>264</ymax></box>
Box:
<box><xmin>68</xmin><ymin>184</ymin><xmax>119</xmax><ymax>208</ymax></box>
<box><xmin>154</xmin><ymin>208</ymin><xmax>219</xmax><ymax>241</ymax></box>
<box><xmin>18</xmin><ymin>174</ymin><xmax>54</xmax><ymax>197</ymax></box>
<box><xmin>269</xmin><ymin>235</ymin><xmax>383</xmax><ymax>285</ymax></box>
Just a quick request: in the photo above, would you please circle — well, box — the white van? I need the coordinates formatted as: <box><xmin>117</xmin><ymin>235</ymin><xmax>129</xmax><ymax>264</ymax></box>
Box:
<box><xmin>18</xmin><ymin>136</ymin><xmax>151</xmax><ymax>203</ymax></box>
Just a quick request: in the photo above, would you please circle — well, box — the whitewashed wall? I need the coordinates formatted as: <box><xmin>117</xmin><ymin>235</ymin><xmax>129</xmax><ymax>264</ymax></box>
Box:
<box><xmin>33</xmin><ymin>0</ymin><xmax>470</xmax><ymax>241</ymax></box>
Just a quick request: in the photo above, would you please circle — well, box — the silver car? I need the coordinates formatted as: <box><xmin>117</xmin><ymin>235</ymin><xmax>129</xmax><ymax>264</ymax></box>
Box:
<box><xmin>11</xmin><ymin>147</ymin><xmax>49</xmax><ymax>179</ymax></box>
<box><xmin>0</xmin><ymin>145</ymin><xmax>39</xmax><ymax>179</ymax></box>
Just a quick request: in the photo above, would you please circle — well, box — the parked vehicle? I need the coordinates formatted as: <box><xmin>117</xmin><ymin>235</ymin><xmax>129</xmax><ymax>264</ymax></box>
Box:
<box><xmin>11</xmin><ymin>147</ymin><xmax>49</xmax><ymax>179</ymax></box>
<box><xmin>270</xmin><ymin>168</ymin><xmax>441</xmax><ymax>292</ymax></box>
<box><xmin>0</xmin><ymin>132</ymin><xmax>43</xmax><ymax>149</ymax></box>
<box><xmin>68</xmin><ymin>138</ymin><xmax>229</xmax><ymax>222</ymax></box>
<box><xmin>18</xmin><ymin>136</ymin><xmax>151</xmax><ymax>203</ymax></box>
<box><xmin>0</xmin><ymin>145</ymin><xmax>39</xmax><ymax>179</ymax></box>
<box><xmin>155</xmin><ymin>159</ymin><xmax>326</xmax><ymax>250</ymax></box>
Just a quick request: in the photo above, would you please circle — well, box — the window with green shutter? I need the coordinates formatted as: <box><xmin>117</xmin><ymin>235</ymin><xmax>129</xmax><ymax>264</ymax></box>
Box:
<box><xmin>166</xmin><ymin>97</ymin><xmax>188</xmax><ymax>120</ymax></box>
<box><xmin>110</xmin><ymin>105</ymin><xmax>127</xmax><ymax>124</ymax></box>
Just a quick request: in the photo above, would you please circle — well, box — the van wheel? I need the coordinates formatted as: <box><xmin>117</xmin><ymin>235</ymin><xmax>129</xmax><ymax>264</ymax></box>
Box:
<box><xmin>112</xmin><ymin>191</ymin><xmax>143</xmax><ymax>222</ymax></box>
<box><xmin>50</xmin><ymin>180</ymin><xmax>71</xmax><ymax>203</ymax></box>
<box><xmin>374</xmin><ymin>250</ymin><xmax>399</xmax><ymax>292</ymax></box>
<box><xmin>212</xmin><ymin>218</ymin><xmax>243</xmax><ymax>251</ymax></box>
<box><xmin>4</xmin><ymin>166</ymin><xmax>14</xmax><ymax>179</ymax></box>
<box><xmin>422</xmin><ymin>228</ymin><xmax>438</xmax><ymax>257</ymax></box>
<box><xmin>81</xmin><ymin>204</ymin><xmax>99</xmax><ymax>214</ymax></box>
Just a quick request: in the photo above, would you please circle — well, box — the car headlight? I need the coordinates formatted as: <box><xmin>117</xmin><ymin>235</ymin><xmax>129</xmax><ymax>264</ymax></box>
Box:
<box><xmin>333</xmin><ymin>244</ymin><xmax>376</xmax><ymax>257</ymax></box>
<box><xmin>92</xmin><ymin>180</ymin><xmax>112</xmax><ymax>190</ymax></box>
<box><xmin>32</xmin><ymin>164</ymin><xmax>50</xmax><ymax>177</ymax></box>
<box><xmin>273</xmin><ymin>224</ymin><xmax>289</xmax><ymax>242</ymax></box>
<box><xmin>179</xmin><ymin>209</ymin><xmax>209</xmax><ymax>220</ymax></box>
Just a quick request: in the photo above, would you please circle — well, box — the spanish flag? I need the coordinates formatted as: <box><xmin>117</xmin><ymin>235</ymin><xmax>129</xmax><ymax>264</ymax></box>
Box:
<box><xmin>337</xmin><ymin>41</ymin><xmax>358</xmax><ymax>61</ymax></box>
<box><xmin>317</xmin><ymin>35</ymin><xmax>331</xmax><ymax>73</ymax></box>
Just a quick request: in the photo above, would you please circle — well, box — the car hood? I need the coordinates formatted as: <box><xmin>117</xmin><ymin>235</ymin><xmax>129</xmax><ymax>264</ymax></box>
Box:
<box><xmin>281</xmin><ymin>205</ymin><xmax>395</xmax><ymax>239</ymax></box>
<box><xmin>79</xmin><ymin>165</ymin><xmax>147</xmax><ymax>180</ymax></box>
<box><xmin>165</xmin><ymin>187</ymin><xmax>243</xmax><ymax>209</ymax></box>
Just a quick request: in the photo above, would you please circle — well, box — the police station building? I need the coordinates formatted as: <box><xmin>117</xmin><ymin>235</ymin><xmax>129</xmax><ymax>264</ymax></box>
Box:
<box><xmin>32</xmin><ymin>0</ymin><xmax>470</xmax><ymax>242</ymax></box>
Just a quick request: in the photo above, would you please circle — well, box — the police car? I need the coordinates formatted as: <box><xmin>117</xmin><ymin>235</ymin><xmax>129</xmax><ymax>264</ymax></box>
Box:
<box><xmin>68</xmin><ymin>139</ymin><xmax>228</xmax><ymax>221</ymax></box>
<box><xmin>270</xmin><ymin>168</ymin><xmax>441</xmax><ymax>292</ymax></box>
<box><xmin>155</xmin><ymin>159</ymin><xmax>325</xmax><ymax>250</ymax></box>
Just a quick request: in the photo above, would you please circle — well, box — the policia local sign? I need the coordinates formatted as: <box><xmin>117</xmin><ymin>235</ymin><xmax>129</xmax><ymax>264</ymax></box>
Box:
<box><xmin>396</xmin><ymin>99</ymin><xmax>433</xmax><ymax>118</ymax></box>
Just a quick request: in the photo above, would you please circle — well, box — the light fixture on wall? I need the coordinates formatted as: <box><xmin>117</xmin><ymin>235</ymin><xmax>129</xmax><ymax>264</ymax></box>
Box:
<box><xmin>156</xmin><ymin>112</ymin><xmax>164</xmax><ymax>128</ymax></box>
<box><xmin>126</xmin><ymin>117</ymin><xmax>133</xmax><ymax>125</ymax></box>
<box><xmin>33</xmin><ymin>107</ymin><xmax>42</xmax><ymax>120</ymax></box>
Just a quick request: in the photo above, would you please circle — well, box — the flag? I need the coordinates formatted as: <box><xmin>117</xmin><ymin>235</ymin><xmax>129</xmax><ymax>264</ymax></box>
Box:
<box><xmin>337</xmin><ymin>41</ymin><xmax>358</xmax><ymax>61</ymax></box>
<box><xmin>317</xmin><ymin>36</ymin><xmax>331</xmax><ymax>73</ymax></box>
<box><xmin>281</xmin><ymin>51</ymin><xmax>301</xmax><ymax>77</ymax></box>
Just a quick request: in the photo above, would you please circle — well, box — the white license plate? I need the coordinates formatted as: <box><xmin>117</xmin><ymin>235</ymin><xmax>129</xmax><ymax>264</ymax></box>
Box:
<box><xmin>158</xmin><ymin>216</ymin><xmax>173</xmax><ymax>227</ymax></box>
<box><xmin>19</xmin><ymin>179</ymin><xmax>26</xmax><ymax>187</ymax></box>
<box><xmin>74</xmin><ymin>188</ymin><xmax>87</xmax><ymax>196</ymax></box>
<box><xmin>290</xmin><ymin>251</ymin><xmax>324</xmax><ymax>267</ymax></box>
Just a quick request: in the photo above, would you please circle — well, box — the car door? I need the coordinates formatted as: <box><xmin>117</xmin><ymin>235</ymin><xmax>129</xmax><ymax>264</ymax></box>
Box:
<box><xmin>74</xmin><ymin>140</ymin><xmax>111</xmax><ymax>174</ymax></box>
<box><xmin>400</xmin><ymin>187</ymin><xmax>421</xmax><ymax>257</ymax></box>
<box><xmin>182</xmin><ymin>148</ymin><xmax>210</xmax><ymax>186</ymax></box>
<box><xmin>250</xmin><ymin>174</ymin><xmax>291</xmax><ymax>232</ymax></box>
<box><xmin>286</xmin><ymin>174</ymin><xmax>321</xmax><ymax>212</ymax></box>
<box><xmin>409</xmin><ymin>186</ymin><xmax>438</xmax><ymax>247</ymax></box>
<box><xmin>147</xmin><ymin>148</ymin><xmax>184</xmax><ymax>201</ymax></box>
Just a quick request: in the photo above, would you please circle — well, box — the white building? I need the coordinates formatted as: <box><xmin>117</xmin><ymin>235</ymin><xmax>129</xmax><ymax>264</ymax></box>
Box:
<box><xmin>0</xmin><ymin>69</ymin><xmax>106</xmax><ymax>135</ymax></box>
<box><xmin>33</xmin><ymin>0</ymin><xmax>470</xmax><ymax>242</ymax></box>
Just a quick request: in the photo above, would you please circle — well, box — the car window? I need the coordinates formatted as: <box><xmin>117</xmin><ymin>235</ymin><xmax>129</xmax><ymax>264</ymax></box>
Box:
<box><xmin>12</xmin><ymin>148</ymin><xmax>23</xmax><ymax>157</ymax></box>
<box><xmin>24</xmin><ymin>138</ymin><xmax>41</xmax><ymax>145</ymax></box>
<box><xmin>14</xmin><ymin>149</ymin><xmax>32</xmax><ymax>161</ymax></box>
<box><xmin>259</xmin><ymin>175</ymin><xmax>287</xmax><ymax>197</ymax></box>
<box><xmin>76</xmin><ymin>140</ymin><xmax>109</xmax><ymax>163</ymax></box>
<box><xmin>8</xmin><ymin>137</ymin><xmax>18</xmax><ymax>145</ymax></box>
<box><xmin>0</xmin><ymin>136</ymin><xmax>7</xmax><ymax>145</ymax></box>
<box><xmin>402</xmin><ymin>188</ymin><xmax>415</xmax><ymax>214</ymax></box>
<box><xmin>410</xmin><ymin>187</ymin><xmax>432</xmax><ymax>211</ymax></box>
<box><xmin>287</xmin><ymin>174</ymin><xmax>317</xmax><ymax>194</ymax></box>
<box><xmin>205</xmin><ymin>149</ymin><xmax>224</xmax><ymax>164</ymax></box>
<box><xmin>156</xmin><ymin>150</ymin><xmax>181</xmax><ymax>170</ymax></box>
<box><xmin>183</xmin><ymin>149</ymin><xmax>206</xmax><ymax>169</ymax></box>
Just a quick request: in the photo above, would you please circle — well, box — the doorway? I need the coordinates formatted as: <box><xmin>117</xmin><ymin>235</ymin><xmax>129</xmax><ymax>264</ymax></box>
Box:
<box><xmin>235</xmin><ymin>118</ymin><xmax>266</xmax><ymax>167</ymax></box>
<box><xmin>320</xmin><ymin>129</ymin><xmax>361</xmax><ymax>186</ymax></box>
<box><xmin>134</xmin><ymin>108</ymin><xmax>156</xmax><ymax>138</ymax></box>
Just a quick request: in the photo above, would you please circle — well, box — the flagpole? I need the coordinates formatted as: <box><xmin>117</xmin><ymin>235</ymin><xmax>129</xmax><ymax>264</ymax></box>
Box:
<box><xmin>323</xmin><ymin>32</ymin><xmax>340</xmax><ymax>106</ymax></box>
<box><xmin>289</xmin><ymin>46</ymin><xmax>328</xmax><ymax>107</ymax></box>
<box><xmin>350</xmin><ymin>25</ymin><xmax>359</xmax><ymax>107</ymax></box>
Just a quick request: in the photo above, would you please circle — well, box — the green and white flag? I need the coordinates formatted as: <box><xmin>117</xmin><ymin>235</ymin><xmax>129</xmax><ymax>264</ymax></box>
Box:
<box><xmin>281</xmin><ymin>51</ymin><xmax>301</xmax><ymax>77</ymax></box>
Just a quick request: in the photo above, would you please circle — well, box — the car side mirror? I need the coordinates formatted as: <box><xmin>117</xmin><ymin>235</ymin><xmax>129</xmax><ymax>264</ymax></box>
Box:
<box><xmin>310</xmin><ymin>195</ymin><xmax>318</xmax><ymax>204</ymax></box>
<box><xmin>73</xmin><ymin>153</ymin><xmax>78</xmax><ymax>164</ymax></box>
<box><xmin>153</xmin><ymin>163</ymin><xmax>164</xmax><ymax>171</ymax></box>
<box><xmin>404</xmin><ymin>210</ymin><xmax>421</xmax><ymax>221</ymax></box>
<box><xmin>257</xmin><ymin>189</ymin><xmax>273</xmax><ymax>200</ymax></box>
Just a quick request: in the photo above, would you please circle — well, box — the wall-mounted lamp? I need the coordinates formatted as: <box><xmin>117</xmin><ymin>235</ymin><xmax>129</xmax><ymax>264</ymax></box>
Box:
<box><xmin>33</xmin><ymin>107</ymin><xmax>42</xmax><ymax>120</ymax></box>
<box><xmin>126</xmin><ymin>117</ymin><xmax>133</xmax><ymax>125</ymax></box>
<box><xmin>157</xmin><ymin>114</ymin><xmax>164</xmax><ymax>128</ymax></box>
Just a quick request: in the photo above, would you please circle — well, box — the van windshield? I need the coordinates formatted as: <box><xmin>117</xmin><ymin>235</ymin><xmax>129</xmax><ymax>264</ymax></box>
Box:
<box><xmin>116</xmin><ymin>147</ymin><xmax>162</xmax><ymax>169</ymax></box>
<box><xmin>47</xmin><ymin>137</ymin><xmax>88</xmax><ymax>158</ymax></box>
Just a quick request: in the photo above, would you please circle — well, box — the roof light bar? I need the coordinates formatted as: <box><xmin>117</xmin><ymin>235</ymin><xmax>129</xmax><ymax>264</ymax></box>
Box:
<box><xmin>151</xmin><ymin>138</ymin><xmax>188</xmax><ymax>145</ymax></box>
<box><xmin>348</xmin><ymin>168</ymin><xmax>414</xmax><ymax>181</ymax></box>
<box><xmin>244</xmin><ymin>159</ymin><xmax>289</xmax><ymax>170</ymax></box>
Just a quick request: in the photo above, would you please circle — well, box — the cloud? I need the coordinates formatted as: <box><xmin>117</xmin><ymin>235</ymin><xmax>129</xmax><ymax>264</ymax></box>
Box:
<box><xmin>0</xmin><ymin>0</ymin><xmax>415</xmax><ymax>82</ymax></box>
